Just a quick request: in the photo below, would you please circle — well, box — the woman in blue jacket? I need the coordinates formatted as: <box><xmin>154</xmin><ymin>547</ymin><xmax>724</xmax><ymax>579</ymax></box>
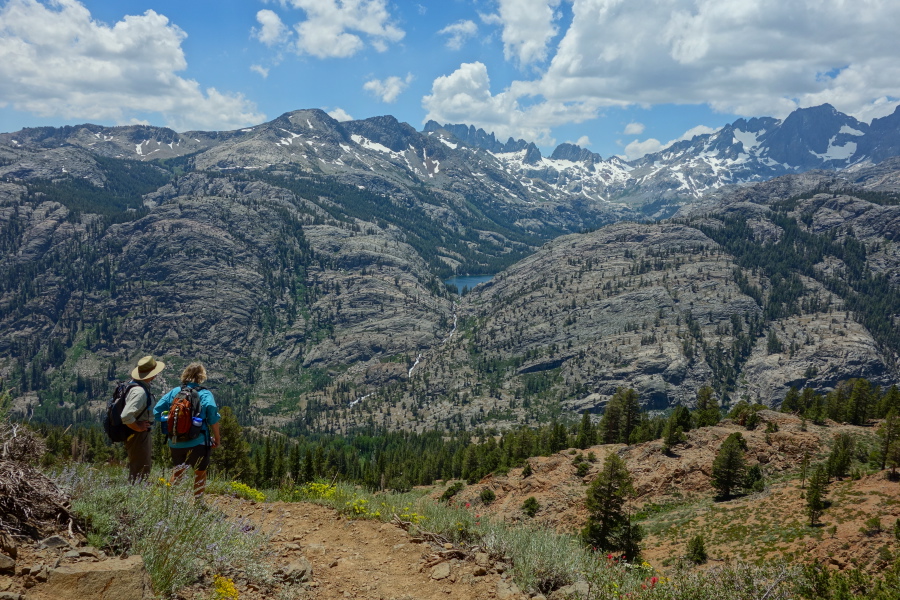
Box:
<box><xmin>154</xmin><ymin>362</ymin><xmax>221</xmax><ymax>496</ymax></box>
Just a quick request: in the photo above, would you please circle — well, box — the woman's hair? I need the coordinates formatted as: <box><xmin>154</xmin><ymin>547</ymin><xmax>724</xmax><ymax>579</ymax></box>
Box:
<box><xmin>180</xmin><ymin>362</ymin><xmax>208</xmax><ymax>385</ymax></box>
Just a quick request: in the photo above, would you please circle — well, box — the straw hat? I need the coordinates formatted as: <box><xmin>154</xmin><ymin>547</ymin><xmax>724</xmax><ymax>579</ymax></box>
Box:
<box><xmin>131</xmin><ymin>355</ymin><xmax>166</xmax><ymax>380</ymax></box>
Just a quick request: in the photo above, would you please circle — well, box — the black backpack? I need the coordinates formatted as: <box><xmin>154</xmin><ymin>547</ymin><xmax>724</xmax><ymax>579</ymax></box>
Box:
<box><xmin>102</xmin><ymin>381</ymin><xmax>147</xmax><ymax>442</ymax></box>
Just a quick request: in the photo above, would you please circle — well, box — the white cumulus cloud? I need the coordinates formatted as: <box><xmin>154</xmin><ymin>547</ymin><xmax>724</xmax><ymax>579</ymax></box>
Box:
<box><xmin>327</xmin><ymin>107</ymin><xmax>354</xmax><ymax>121</ymax></box>
<box><xmin>438</xmin><ymin>20</ymin><xmax>478</xmax><ymax>50</ymax></box>
<box><xmin>250</xmin><ymin>64</ymin><xmax>270</xmax><ymax>78</ymax></box>
<box><xmin>363</xmin><ymin>73</ymin><xmax>413</xmax><ymax>103</ymax></box>
<box><xmin>0</xmin><ymin>0</ymin><xmax>264</xmax><ymax>131</ymax></box>
<box><xmin>574</xmin><ymin>135</ymin><xmax>590</xmax><ymax>147</ymax></box>
<box><xmin>422</xmin><ymin>61</ymin><xmax>596</xmax><ymax>146</ymax></box>
<box><xmin>624</xmin><ymin>124</ymin><xmax>721</xmax><ymax>160</ymax></box>
<box><xmin>258</xmin><ymin>0</ymin><xmax>404</xmax><ymax>59</ymax></box>
<box><xmin>624</xmin><ymin>138</ymin><xmax>664</xmax><ymax>160</ymax></box>
<box><xmin>624</xmin><ymin>122</ymin><xmax>645</xmax><ymax>135</ymax></box>
<box><xmin>533</xmin><ymin>0</ymin><xmax>900</xmax><ymax>121</ymax></box>
<box><xmin>486</xmin><ymin>0</ymin><xmax>562</xmax><ymax>66</ymax></box>
<box><xmin>254</xmin><ymin>9</ymin><xmax>288</xmax><ymax>46</ymax></box>
<box><xmin>426</xmin><ymin>0</ymin><xmax>900</xmax><ymax>147</ymax></box>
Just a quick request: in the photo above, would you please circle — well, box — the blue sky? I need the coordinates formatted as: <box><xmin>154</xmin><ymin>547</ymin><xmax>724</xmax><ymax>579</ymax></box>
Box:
<box><xmin>2</xmin><ymin>0</ymin><xmax>899</xmax><ymax>160</ymax></box>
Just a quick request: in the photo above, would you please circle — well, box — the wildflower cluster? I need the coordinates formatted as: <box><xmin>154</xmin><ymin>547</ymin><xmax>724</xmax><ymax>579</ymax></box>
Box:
<box><xmin>344</xmin><ymin>497</ymin><xmax>381</xmax><ymax>519</ymax></box>
<box><xmin>301</xmin><ymin>482</ymin><xmax>337</xmax><ymax>499</ymax></box>
<box><xmin>228</xmin><ymin>482</ymin><xmax>265</xmax><ymax>503</ymax></box>
<box><xmin>65</xmin><ymin>467</ymin><xmax>273</xmax><ymax>597</ymax></box>
<box><xmin>211</xmin><ymin>574</ymin><xmax>239</xmax><ymax>600</ymax></box>
<box><xmin>397</xmin><ymin>504</ymin><xmax>425</xmax><ymax>525</ymax></box>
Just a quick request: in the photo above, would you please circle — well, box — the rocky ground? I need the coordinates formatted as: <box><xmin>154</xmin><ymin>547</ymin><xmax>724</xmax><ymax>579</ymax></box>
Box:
<box><xmin>431</xmin><ymin>412</ymin><xmax>900</xmax><ymax>572</ymax></box>
<box><xmin>2</xmin><ymin>414</ymin><xmax>898</xmax><ymax>599</ymax></box>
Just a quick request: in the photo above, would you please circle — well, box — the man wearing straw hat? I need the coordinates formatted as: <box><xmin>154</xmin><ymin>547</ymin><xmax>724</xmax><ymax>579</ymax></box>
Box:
<box><xmin>122</xmin><ymin>355</ymin><xmax>165</xmax><ymax>481</ymax></box>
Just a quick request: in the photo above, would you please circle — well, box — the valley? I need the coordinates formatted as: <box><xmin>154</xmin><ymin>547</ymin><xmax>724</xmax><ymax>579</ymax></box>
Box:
<box><xmin>0</xmin><ymin>109</ymin><xmax>899</xmax><ymax>435</ymax></box>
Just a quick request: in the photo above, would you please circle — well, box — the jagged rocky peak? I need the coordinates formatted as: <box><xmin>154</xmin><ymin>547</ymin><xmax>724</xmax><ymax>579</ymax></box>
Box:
<box><xmin>730</xmin><ymin>116</ymin><xmax>779</xmax><ymax>136</ymax></box>
<box><xmin>277</xmin><ymin>108</ymin><xmax>340</xmax><ymax>132</ymax></box>
<box><xmin>522</xmin><ymin>142</ymin><xmax>543</xmax><ymax>165</ymax></box>
<box><xmin>550</xmin><ymin>143</ymin><xmax>602</xmax><ymax>164</ymax></box>
<box><xmin>855</xmin><ymin>104</ymin><xmax>900</xmax><ymax>163</ymax></box>
<box><xmin>344</xmin><ymin>114</ymin><xmax>421</xmax><ymax>153</ymax></box>
<box><xmin>421</xmin><ymin>120</ymin><xmax>533</xmax><ymax>154</ymax></box>
<box><xmin>761</xmin><ymin>104</ymin><xmax>869</xmax><ymax>168</ymax></box>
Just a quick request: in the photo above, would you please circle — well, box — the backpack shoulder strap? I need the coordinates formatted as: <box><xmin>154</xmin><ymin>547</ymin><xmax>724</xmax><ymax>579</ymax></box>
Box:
<box><xmin>134</xmin><ymin>381</ymin><xmax>153</xmax><ymax>412</ymax></box>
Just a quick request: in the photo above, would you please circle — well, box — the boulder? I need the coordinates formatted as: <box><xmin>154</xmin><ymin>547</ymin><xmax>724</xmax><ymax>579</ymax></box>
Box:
<box><xmin>29</xmin><ymin>555</ymin><xmax>149</xmax><ymax>600</ymax></box>
<box><xmin>549</xmin><ymin>580</ymin><xmax>590</xmax><ymax>600</ymax></box>
<box><xmin>277</xmin><ymin>558</ymin><xmax>313</xmax><ymax>584</ymax></box>
<box><xmin>0</xmin><ymin>533</ymin><xmax>16</xmax><ymax>559</ymax></box>
<box><xmin>496</xmin><ymin>579</ymin><xmax>521</xmax><ymax>598</ymax></box>
<box><xmin>37</xmin><ymin>535</ymin><xmax>70</xmax><ymax>550</ymax></box>
<box><xmin>0</xmin><ymin>553</ymin><xmax>15</xmax><ymax>573</ymax></box>
<box><xmin>430</xmin><ymin>562</ymin><xmax>450</xmax><ymax>580</ymax></box>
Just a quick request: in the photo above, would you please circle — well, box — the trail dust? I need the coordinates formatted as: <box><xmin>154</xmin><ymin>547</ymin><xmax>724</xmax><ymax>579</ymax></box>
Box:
<box><xmin>216</xmin><ymin>498</ymin><xmax>522</xmax><ymax>600</ymax></box>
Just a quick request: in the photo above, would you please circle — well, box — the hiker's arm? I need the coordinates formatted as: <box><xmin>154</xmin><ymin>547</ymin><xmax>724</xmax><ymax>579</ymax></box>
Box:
<box><xmin>210</xmin><ymin>422</ymin><xmax>221</xmax><ymax>448</ymax></box>
<box><xmin>152</xmin><ymin>393</ymin><xmax>171</xmax><ymax>422</ymax></box>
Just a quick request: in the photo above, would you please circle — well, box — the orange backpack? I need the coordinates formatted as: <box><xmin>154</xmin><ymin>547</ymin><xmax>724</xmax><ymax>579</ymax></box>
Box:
<box><xmin>166</xmin><ymin>387</ymin><xmax>204</xmax><ymax>443</ymax></box>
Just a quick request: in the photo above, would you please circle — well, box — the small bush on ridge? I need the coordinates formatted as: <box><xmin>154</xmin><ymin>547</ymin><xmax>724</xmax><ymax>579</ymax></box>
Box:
<box><xmin>522</xmin><ymin>496</ymin><xmax>540</xmax><ymax>518</ymax></box>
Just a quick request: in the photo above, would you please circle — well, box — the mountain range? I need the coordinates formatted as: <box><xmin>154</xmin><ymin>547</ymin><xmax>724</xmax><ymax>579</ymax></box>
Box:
<box><xmin>426</xmin><ymin>103</ymin><xmax>900</xmax><ymax>216</ymax></box>
<box><xmin>1</xmin><ymin>105</ymin><xmax>899</xmax><ymax>431</ymax></box>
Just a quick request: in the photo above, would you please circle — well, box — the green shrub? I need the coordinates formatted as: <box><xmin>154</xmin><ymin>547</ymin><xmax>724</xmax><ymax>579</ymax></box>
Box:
<box><xmin>522</xmin><ymin>461</ymin><xmax>533</xmax><ymax>478</ymax></box>
<box><xmin>745</xmin><ymin>464</ymin><xmax>765</xmax><ymax>493</ymax></box>
<box><xmin>522</xmin><ymin>496</ymin><xmax>540</xmax><ymax>518</ymax></box>
<box><xmin>861</xmin><ymin>516</ymin><xmax>882</xmax><ymax>536</ymax></box>
<box><xmin>440</xmin><ymin>481</ymin><xmax>465</xmax><ymax>502</ymax></box>
<box><xmin>480</xmin><ymin>488</ymin><xmax>496</xmax><ymax>504</ymax></box>
<box><xmin>60</xmin><ymin>466</ymin><xmax>272</xmax><ymax>597</ymax></box>
<box><xmin>686</xmin><ymin>534</ymin><xmax>708</xmax><ymax>564</ymax></box>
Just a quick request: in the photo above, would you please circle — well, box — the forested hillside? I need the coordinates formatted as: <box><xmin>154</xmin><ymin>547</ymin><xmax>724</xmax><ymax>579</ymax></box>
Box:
<box><xmin>294</xmin><ymin>163</ymin><xmax>900</xmax><ymax>434</ymax></box>
<box><xmin>0</xmin><ymin>119</ymin><xmax>899</xmax><ymax>435</ymax></box>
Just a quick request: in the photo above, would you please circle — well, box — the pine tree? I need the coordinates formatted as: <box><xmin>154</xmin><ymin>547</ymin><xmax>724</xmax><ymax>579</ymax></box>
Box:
<box><xmin>272</xmin><ymin>441</ymin><xmax>286</xmax><ymax>486</ymax></box>
<box><xmin>576</xmin><ymin>410</ymin><xmax>595</xmax><ymax>449</ymax></box>
<box><xmin>877</xmin><ymin>410</ymin><xmax>898</xmax><ymax>471</ymax></box>
<box><xmin>766</xmin><ymin>329</ymin><xmax>783</xmax><ymax>354</ymax></box>
<box><xmin>878</xmin><ymin>385</ymin><xmax>900</xmax><ymax>419</ymax></box>
<box><xmin>711</xmin><ymin>432</ymin><xmax>747</xmax><ymax>499</ymax></box>
<box><xmin>686</xmin><ymin>534</ymin><xmax>708</xmax><ymax>564</ymax></box>
<box><xmin>847</xmin><ymin>379</ymin><xmax>872</xmax><ymax>425</ymax></box>
<box><xmin>462</xmin><ymin>445</ymin><xmax>479</xmax><ymax>483</ymax></box>
<box><xmin>800</xmin><ymin>451</ymin><xmax>810</xmax><ymax>489</ymax></box>
<box><xmin>619</xmin><ymin>388</ymin><xmax>641</xmax><ymax>444</ymax></box>
<box><xmin>806</xmin><ymin>464</ymin><xmax>828</xmax><ymax>526</ymax></box>
<box><xmin>661</xmin><ymin>412</ymin><xmax>685</xmax><ymax>454</ymax></box>
<box><xmin>694</xmin><ymin>386</ymin><xmax>720</xmax><ymax>427</ymax></box>
<box><xmin>827</xmin><ymin>433</ymin><xmax>854</xmax><ymax>480</ymax></box>
<box><xmin>582</xmin><ymin>454</ymin><xmax>642</xmax><ymax>560</ymax></box>
<box><xmin>262</xmin><ymin>437</ymin><xmax>273</xmax><ymax>486</ymax></box>
<box><xmin>302</xmin><ymin>450</ymin><xmax>315</xmax><ymax>483</ymax></box>
<box><xmin>599</xmin><ymin>394</ymin><xmax>623</xmax><ymax>444</ymax></box>
<box><xmin>288</xmin><ymin>443</ymin><xmax>301</xmax><ymax>483</ymax></box>
<box><xmin>209</xmin><ymin>406</ymin><xmax>254</xmax><ymax>482</ymax></box>
<box><xmin>781</xmin><ymin>387</ymin><xmax>801</xmax><ymax>413</ymax></box>
<box><xmin>672</xmin><ymin>405</ymin><xmax>692</xmax><ymax>433</ymax></box>
<box><xmin>521</xmin><ymin>460</ymin><xmax>533</xmax><ymax>478</ymax></box>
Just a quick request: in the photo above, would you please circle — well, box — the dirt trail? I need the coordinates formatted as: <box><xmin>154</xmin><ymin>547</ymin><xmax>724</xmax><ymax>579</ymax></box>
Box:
<box><xmin>220</xmin><ymin>498</ymin><xmax>521</xmax><ymax>600</ymax></box>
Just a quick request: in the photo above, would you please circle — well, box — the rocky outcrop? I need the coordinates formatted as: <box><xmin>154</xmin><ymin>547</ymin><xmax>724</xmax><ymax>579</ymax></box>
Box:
<box><xmin>29</xmin><ymin>556</ymin><xmax>151</xmax><ymax>600</ymax></box>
